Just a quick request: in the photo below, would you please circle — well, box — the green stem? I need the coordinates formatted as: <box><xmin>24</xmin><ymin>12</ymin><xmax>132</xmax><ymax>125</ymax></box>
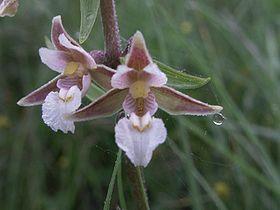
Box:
<box><xmin>103</xmin><ymin>149</ymin><xmax>122</xmax><ymax>210</ymax></box>
<box><xmin>117</xmin><ymin>159</ymin><xmax>127</xmax><ymax>210</ymax></box>
<box><xmin>136</xmin><ymin>167</ymin><xmax>150</xmax><ymax>210</ymax></box>
<box><xmin>126</xmin><ymin>161</ymin><xmax>150</xmax><ymax>210</ymax></box>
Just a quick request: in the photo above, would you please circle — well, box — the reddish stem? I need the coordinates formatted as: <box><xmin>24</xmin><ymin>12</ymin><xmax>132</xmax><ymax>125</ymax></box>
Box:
<box><xmin>100</xmin><ymin>0</ymin><xmax>121</xmax><ymax>68</ymax></box>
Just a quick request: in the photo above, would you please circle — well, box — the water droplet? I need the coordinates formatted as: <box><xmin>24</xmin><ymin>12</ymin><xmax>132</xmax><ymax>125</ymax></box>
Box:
<box><xmin>212</xmin><ymin>113</ymin><xmax>225</xmax><ymax>126</ymax></box>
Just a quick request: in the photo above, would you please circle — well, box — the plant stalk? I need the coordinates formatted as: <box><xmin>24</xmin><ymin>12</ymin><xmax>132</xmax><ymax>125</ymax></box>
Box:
<box><xmin>100</xmin><ymin>1</ymin><xmax>150</xmax><ymax>208</ymax></box>
<box><xmin>100</xmin><ymin>0</ymin><xmax>121</xmax><ymax>68</ymax></box>
<box><xmin>126</xmin><ymin>160</ymin><xmax>150</xmax><ymax>210</ymax></box>
<box><xmin>103</xmin><ymin>149</ymin><xmax>122</xmax><ymax>210</ymax></box>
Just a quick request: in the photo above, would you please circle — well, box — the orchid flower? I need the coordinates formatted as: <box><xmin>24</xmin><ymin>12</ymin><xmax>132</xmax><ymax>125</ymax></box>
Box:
<box><xmin>0</xmin><ymin>0</ymin><xmax>18</xmax><ymax>17</ymax></box>
<box><xmin>17</xmin><ymin>15</ymin><xmax>115</xmax><ymax>133</ymax></box>
<box><xmin>68</xmin><ymin>31</ymin><xmax>223</xmax><ymax>167</ymax></box>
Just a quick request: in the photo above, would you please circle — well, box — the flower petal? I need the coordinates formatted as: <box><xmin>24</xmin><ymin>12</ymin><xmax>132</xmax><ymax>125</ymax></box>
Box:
<box><xmin>89</xmin><ymin>64</ymin><xmax>116</xmax><ymax>90</ymax></box>
<box><xmin>42</xmin><ymin>86</ymin><xmax>81</xmax><ymax>133</ymax></box>
<box><xmin>90</xmin><ymin>50</ymin><xmax>106</xmax><ymax>64</ymax></box>
<box><xmin>39</xmin><ymin>48</ymin><xmax>71</xmax><ymax>73</ymax></box>
<box><xmin>123</xmin><ymin>92</ymin><xmax>158</xmax><ymax>115</ymax></box>
<box><xmin>57</xmin><ymin>75</ymin><xmax>81</xmax><ymax>90</ymax></box>
<box><xmin>17</xmin><ymin>75</ymin><xmax>62</xmax><ymax>106</ymax></box>
<box><xmin>115</xmin><ymin>114</ymin><xmax>167</xmax><ymax>167</ymax></box>
<box><xmin>58</xmin><ymin>34</ymin><xmax>96</xmax><ymax>69</ymax></box>
<box><xmin>125</xmin><ymin>31</ymin><xmax>152</xmax><ymax>70</ymax></box>
<box><xmin>111</xmin><ymin>65</ymin><xmax>136</xmax><ymax>89</ymax></box>
<box><xmin>68</xmin><ymin>89</ymin><xmax>129</xmax><ymax>122</ymax></box>
<box><xmin>64</xmin><ymin>86</ymin><xmax>82</xmax><ymax>112</ymax></box>
<box><xmin>152</xmin><ymin>86</ymin><xmax>223</xmax><ymax>115</ymax></box>
<box><xmin>81</xmin><ymin>74</ymin><xmax>91</xmax><ymax>96</ymax></box>
<box><xmin>51</xmin><ymin>15</ymin><xmax>79</xmax><ymax>51</ymax></box>
<box><xmin>143</xmin><ymin>63</ymin><xmax>167</xmax><ymax>87</ymax></box>
<box><xmin>0</xmin><ymin>0</ymin><xmax>18</xmax><ymax>17</ymax></box>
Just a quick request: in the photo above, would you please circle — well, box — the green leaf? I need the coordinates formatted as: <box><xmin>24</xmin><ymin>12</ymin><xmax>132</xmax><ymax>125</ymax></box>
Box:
<box><xmin>79</xmin><ymin>0</ymin><xmax>100</xmax><ymax>44</ymax></box>
<box><xmin>103</xmin><ymin>149</ymin><xmax>122</xmax><ymax>210</ymax></box>
<box><xmin>86</xmin><ymin>83</ymin><xmax>105</xmax><ymax>101</ymax></box>
<box><xmin>154</xmin><ymin>60</ymin><xmax>211</xmax><ymax>89</ymax></box>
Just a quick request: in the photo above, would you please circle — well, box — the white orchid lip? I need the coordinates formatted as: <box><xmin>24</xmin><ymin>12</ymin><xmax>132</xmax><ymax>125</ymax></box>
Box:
<box><xmin>42</xmin><ymin>86</ymin><xmax>82</xmax><ymax>133</ymax></box>
<box><xmin>115</xmin><ymin>111</ymin><xmax>167</xmax><ymax>167</ymax></box>
<box><xmin>130</xmin><ymin>112</ymin><xmax>152</xmax><ymax>132</ymax></box>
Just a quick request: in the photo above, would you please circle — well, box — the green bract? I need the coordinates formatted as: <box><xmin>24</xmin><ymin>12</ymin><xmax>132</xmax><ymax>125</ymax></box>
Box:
<box><xmin>79</xmin><ymin>0</ymin><xmax>100</xmax><ymax>44</ymax></box>
<box><xmin>154</xmin><ymin>60</ymin><xmax>210</xmax><ymax>89</ymax></box>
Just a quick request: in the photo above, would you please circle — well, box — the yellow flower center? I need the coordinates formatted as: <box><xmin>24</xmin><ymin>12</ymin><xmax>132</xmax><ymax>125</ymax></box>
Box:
<box><xmin>65</xmin><ymin>95</ymin><xmax>73</xmax><ymax>103</ymax></box>
<box><xmin>129</xmin><ymin>81</ymin><xmax>149</xmax><ymax>99</ymax></box>
<box><xmin>63</xmin><ymin>62</ymin><xmax>80</xmax><ymax>76</ymax></box>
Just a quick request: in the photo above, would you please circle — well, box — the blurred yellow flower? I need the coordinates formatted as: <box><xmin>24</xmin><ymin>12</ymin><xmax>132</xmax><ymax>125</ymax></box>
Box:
<box><xmin>214</xmin><ymin>181</ymin><xmax>230</xmax><ymax>199</ymax></box>
<box><xmin>180</xmin><ymin>21</ymin><xmax>193</xmax><ymax>34</ymax></box>
<box><xmin>0</xmin><ymin>115</ymin><xmax>10</xmax><ymax>128</ymax></box>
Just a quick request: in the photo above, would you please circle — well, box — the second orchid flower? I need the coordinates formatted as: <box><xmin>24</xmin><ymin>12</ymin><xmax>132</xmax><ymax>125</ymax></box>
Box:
<box><xmin>70</xmin><ymin>31</ymin><xmax>223</xmax><ymax>167</ymax></box>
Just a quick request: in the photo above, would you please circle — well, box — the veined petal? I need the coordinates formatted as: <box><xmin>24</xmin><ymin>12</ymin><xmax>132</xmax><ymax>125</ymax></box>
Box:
<box><xmin>123</xmin><ymin>92</ymin><xmax>158</xmax><ymax>115</ymax></box>
<box><xmin>125</xmin><ymin>31</ymin><xmax>152</xmax><ymax>70</ymax></box>
<box><xmin>152</xmin><ymin>86</ymin><xmax>223</xmax><ymax>115</ymax></box>
<box><xmin>51</xmin><ymin>15</ymin><xmax>79</xmax><ymax>51</ymax></box>
<box><xmin>58</xmin><ymin>34</ymin><xmax>96</xmax><ymax>69</ymax></box>
<box><xmin>143</xmin><ymin>63</ymin><xmax>167</xmax><ymax>87</ymax></box>
<box><xmin>39</xmin><ymin>48</ymin><xmax>71</xmax><ymax>73</ymax></box>
<box><xmin>57</xmin><ymin>75</ymin><xmax>81</xmax><ymax>90</ymax></box>
<box><xmin>17</xmin><ymin>75</ymin><xmax>62</xmax><ymax>106</ymax></box>
<box><xmin>0</xmin><ymin>0</ymin><xmax>18</xmax><ymax>17</ymax></box>
<box><xmin>111</xmin><ymin>65</ymin><xmax>137</xmax><ymax>89</ymax></box>
<box><xmin>42</xmin><ymin>86</ymin><xmax>81</xmax><ymax>133</ymax></box>
<box><xmin>115</xmin><ymin>114</ymin><xmax>167</xmax><ymax>167</ymax></box>
<box><xmin>68</xmin><ymin>89</ymin><xmax>129</xmax><ymax>122</ymax></box>
<box><xmin>89</xmin><ymin>64</ymin><xmax>116</xmax><ymax>90</ymax></box>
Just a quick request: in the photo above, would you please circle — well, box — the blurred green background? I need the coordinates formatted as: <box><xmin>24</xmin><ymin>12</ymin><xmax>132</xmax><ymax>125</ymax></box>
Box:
<box><xmin>0</xmin><ymin>0</ymin><xmax>279</xmax><ymax>209</ymax></box>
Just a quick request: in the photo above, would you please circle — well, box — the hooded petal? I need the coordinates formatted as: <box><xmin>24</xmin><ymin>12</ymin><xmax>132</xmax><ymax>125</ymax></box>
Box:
<box><xmin>125</xmin><ymin>31</ymin><xmax>153</xmax><ymax>70</ymax></box>
<box><xmin>152</xmin><ymin>86</ymin><xmax>223</xmax><ymax>115</ymax></box>
<box><xmin>39</xmin><ymin>48</ymin><xmax>71</xmax><ymax>73</ymax></box>
<box><xmin>115</xmin><ymin>113</ymin><xmax>167</xmax><ymax>167</ymax></box>
<box><xmin>142</xmin><ymin>63</ymin><xmax>167</xmax><ymax>87</ymax></box>
<box><xmin>58</xmin><ymin>34</ymin><xmax>96</xmax><ymax>69</ymax></box>
<box><xmin>42</xmin><ymin>86</ymin><xmax>81</xmax><ymax>133</ymax></box>
<box><xmin>17</xmin><ymin>75</ymin><xmax>62</xmax><ymax>106</ymax></box>
<box><xmin>123</xmin><ymin>92</ymin><xmax>158</xmax><ymax>115</ymax></box>
<box><xmin>111</xmin><ymin>65</ymin><xmax>137</xmax><ymax>89</ymax></box>
<box><xmin>0</xmin><ymin>0</ymin><xmax>18</xmax><ymax>17</ymax></box>
<box><xmin>68</xmin><ymin>88</ymin><xmax>129</xmax><ymax>122</ymax></box>
<box><xmin>89</xmin><ymin>64</ymin><xmax>116</xmax><ymax>90</ymax></box>
<box><xmin>51</xmin><ymin>15</ymin><xmax>79</xmax><ymax>51</ymax></box>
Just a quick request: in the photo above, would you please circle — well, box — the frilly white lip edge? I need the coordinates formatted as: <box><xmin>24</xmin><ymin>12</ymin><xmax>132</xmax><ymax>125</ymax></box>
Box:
<box><xmin>41</xmin><ymin>86</ymin><xmax>82</xmax><ymax>133</ymax></box>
